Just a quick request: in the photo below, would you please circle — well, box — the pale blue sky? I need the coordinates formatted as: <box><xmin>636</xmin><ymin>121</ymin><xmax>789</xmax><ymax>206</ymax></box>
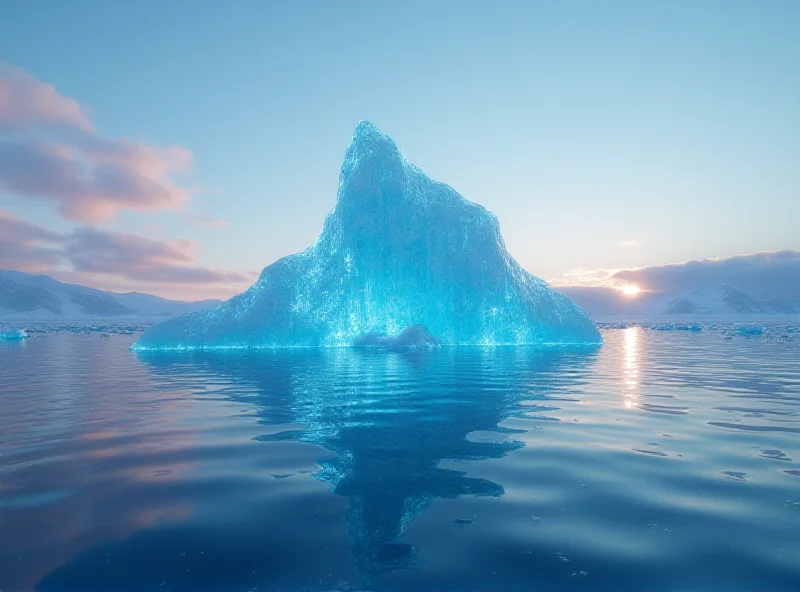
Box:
<box><xmin>1</xmin><ymin>0</ymin><xmax>798</xmax><ymax>298</ymax></box>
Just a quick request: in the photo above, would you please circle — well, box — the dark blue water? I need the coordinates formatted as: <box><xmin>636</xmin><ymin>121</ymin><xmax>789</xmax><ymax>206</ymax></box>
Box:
<box><xmin>1</xmin><ymin>327</ymin><xmax>799</xmax><ymax>592</ymax></box>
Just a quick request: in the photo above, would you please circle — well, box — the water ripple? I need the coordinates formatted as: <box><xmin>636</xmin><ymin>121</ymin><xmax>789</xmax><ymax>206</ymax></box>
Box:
<box><xmin>0</xmin><ymin>328</ymin><xmax>799</xmax><ymax>591</ymax></box>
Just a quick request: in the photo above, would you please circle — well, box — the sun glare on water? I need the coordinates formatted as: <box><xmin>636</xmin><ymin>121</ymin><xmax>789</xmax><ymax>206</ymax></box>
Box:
<box><xmin>621</xmin><ymin>284</ymin><xmax>641</xmax><ymax>297</ymax></box>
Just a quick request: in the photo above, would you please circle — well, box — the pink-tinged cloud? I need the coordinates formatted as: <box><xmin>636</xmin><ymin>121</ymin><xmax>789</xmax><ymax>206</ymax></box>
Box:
<box><xmin>78</xmin><ymin>135</ymin><xmax>193</xmax><ymax>174</ymax></box>
<box><xmin>0</xmin><ymin>137</ymin><xmax>192</xmax><ymax>222</ymax></box>
<box><xmin>184</xmin><ymin>214</ymin><xmax>229</xmax><ymax>228</ymax></box>
<box><xmin>0</xmin><ymin>211</ymin><xmax>256</xmax><ymax>299</ymax></box>
<box><xmin>0</xmin><ymin>63</ymin><xmax>93</xmax><ymax>132</ymax></box>
<box><xmin>0</xmin><ymin>63</ymin><xmax>194</xmax><ymax>221</ymax></box>
<box><xmin>65</xmin><ymin>228</ymin><xmax>254</xmax><ymax>285</ymax></box>
<box><xmin>0</xmin><ymin>209</ymin><xmax>64</xmax><ymax>271</ymax></box>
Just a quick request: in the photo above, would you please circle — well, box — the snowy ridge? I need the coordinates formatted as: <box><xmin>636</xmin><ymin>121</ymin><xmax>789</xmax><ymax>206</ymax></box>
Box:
<box><xmin>0</xmin><ymin>270</ymin><xmax>221</xmax><ymax>321</ymax></box>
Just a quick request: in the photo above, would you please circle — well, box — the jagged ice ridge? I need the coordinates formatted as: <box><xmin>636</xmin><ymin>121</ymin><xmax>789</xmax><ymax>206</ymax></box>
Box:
<box><xmin>134</xmin><ymin>122</ymin><xmax>601</xmax><ymax>350</ymax></box>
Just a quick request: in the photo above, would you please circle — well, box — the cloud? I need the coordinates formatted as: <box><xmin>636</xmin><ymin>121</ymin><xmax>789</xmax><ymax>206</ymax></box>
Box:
<box><xmin>0</xmin><ymin>209</ymin><xmax>64</xmax><ymax>271</ymax></box>
<box><xmin>0</xmin><ymin>62</ymin><xmax>193</xmax><ymax>221</ymax></box>
<box><xmin>612</xmin><ymin>250</ymin><xmax>800</xmax><ymax>301</ymax></box>
<box><xmin>0</xmin><ymin>210</ymin><xmax>256</xmax><ymax>295</ymax></box>
<box><xmin>549</xmin><ymin>250</ymin><xmax>800</xmax><ymax>303</ymax></box>
<box><xmin>0</xmin><ymin>63</ymin><xmax>93</xmax><ymax>132</ymax></box>
<box><xmin>64</xmin><ymin>228</ymin><xmax>253</xmax><ymax>285</ymax></box>
<box><xmin>548</xmin><ymin>267</ymin><xmax>622</xmax><ymax>288</ymax></box>
<box><xmin>616</xmin><ymin>239</ymin><xmax>642</xmax><ymax>248</ymax></box>
<box><xmin>184</xmin><ymin>214</ymin><xmax>229</xmax><ymax>228</ymax></box>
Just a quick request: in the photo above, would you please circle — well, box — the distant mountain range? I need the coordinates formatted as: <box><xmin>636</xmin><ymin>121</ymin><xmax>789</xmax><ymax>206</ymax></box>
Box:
<box><xmin>556</xmin><ymin>284</ymin><xmax>799</xmax><ymax>320</ymax></box>
<box><xmin>3</xmin><ymin>269</ymin><xmax>798</xmax><ymax>323</ymax></box>
<box><xmin>0</xmin><ymin>270</ymin><xmax>221</xmax><ymax>321</ymax></box>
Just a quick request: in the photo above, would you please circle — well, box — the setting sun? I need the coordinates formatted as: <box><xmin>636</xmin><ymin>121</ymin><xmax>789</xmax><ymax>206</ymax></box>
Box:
<box><xmin>622</xmin><ymin>284</ymin><xmax>641</xmax><ymax>297</ymax></box>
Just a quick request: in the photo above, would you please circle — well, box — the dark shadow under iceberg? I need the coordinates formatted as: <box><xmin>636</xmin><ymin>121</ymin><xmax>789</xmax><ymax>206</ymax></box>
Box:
<box><xmin>353</xmin><ymin>324</ymin><xmax>442</xmax><ymax>349</ymax></box>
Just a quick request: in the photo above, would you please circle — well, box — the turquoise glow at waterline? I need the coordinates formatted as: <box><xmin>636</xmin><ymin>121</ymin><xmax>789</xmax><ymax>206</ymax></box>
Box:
<box><xmin>133</xmin><ymin>122</ymin><xmax>600</xmax><ymax>351</ymax></box>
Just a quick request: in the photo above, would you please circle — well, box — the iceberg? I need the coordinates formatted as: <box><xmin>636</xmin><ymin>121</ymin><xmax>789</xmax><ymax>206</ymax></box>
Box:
<box><xmin>134</xmin><ymin>121</ymin><xmax>601</xmax><ymax>351</ymax></box>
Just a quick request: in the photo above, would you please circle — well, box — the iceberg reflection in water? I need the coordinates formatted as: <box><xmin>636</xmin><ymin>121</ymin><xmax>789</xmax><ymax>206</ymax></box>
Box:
<box><xmin>136</xmin><ymin>346</ymin><xmax>599</xmax><ymax>582</ymax></box>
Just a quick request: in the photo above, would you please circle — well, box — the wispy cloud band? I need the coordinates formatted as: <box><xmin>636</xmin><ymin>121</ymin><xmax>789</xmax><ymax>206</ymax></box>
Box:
<box><xmin>0</xmin><ymin>209</ymin><xmax>255</xmax><ymax>291</ymax></box>
<box><xmin>0</xmin><ymin>62</ymin><xmax>194</xmax><ymax>221</ymax></box>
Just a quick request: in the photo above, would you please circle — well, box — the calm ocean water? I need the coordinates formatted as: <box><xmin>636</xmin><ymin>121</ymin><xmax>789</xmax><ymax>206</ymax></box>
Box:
<box><xmin>1</xmin><ymin>327</ymin><xmax>799</xmax><ymax>592</ymax></box>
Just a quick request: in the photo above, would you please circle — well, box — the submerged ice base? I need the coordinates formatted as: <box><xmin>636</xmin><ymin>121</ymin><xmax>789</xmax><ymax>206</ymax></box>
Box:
<box><xmin>353</xmin><ymin>325</ymin><xmax>442</xmax><ymax>349</ymax></box>
<box><xmin>134</xmin><ymin>122</ymin><xmax>601</xmax><ymax>351</ymax></box>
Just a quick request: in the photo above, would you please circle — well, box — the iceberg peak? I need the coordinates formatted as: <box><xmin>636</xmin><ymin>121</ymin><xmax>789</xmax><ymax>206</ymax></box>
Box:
<box><xmin>344</xmin><ymin>121</ymin><xmax>400</xmax><ymax>164</ymax></box>
<box><xmin>341</xmin><ymin>120</ymin><xmax>401</xmax><ymax>170</ymax></box>
<box><xmin>134</xmin><ymin>122</ymin><xmax>601</xmax><ymax>351</ymax></box>
<box><xmin>337</xmin><ymin>120</ymin><xmax>405</xmax><ymax>211</ymax></box>
<box><xmin>351</xmin><ymin>120</ymin><xmax>397</xmax><ymax>149</ymax></box>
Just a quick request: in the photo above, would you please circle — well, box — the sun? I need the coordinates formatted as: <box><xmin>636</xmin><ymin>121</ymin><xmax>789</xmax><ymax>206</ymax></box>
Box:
<box><xmin>621</xmin><ymin>284</ymin><xmax>641</xmax><ymax>297</ymax></box>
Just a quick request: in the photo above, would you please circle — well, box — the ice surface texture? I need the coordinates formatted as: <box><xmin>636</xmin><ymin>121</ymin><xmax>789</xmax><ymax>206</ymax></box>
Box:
<box><xmin>353</xmin><ymin>325</ymin><xmax>442</xmax><ymax>349</ymax></box>
<box><xmin>134</xmin><ymin>122</ymin><xmax>601</xmax><ymax>350</ymax></box>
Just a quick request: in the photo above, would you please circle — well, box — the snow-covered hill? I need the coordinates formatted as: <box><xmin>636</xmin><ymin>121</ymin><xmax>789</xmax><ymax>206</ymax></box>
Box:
<box><xmin>0</xmin><ymin>270</ymin><xmax>221</xmax><ymax>321</ymax></box>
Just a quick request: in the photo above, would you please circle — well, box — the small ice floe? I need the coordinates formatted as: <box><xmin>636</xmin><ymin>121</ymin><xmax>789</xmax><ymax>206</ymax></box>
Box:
<box><xmin>0</xmin><ymin>328</ymin><xmax>27</xmax><ymax>341</ymax></box>
<box><xmin>736</xmin><ymin>323</ymin><xmax>763</xmax><ymax>336</ymax></box>
<box><xmin>569</xmin><ymin>570</ymin><xmax>589</xmax><ymax>578</ymax></box>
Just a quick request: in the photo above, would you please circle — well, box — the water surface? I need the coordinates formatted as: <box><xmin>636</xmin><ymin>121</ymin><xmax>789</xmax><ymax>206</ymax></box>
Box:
<box><xmin>1</xmin><ymin>327</ymin><xmax>799</xmax><ymax>591</ymax></box>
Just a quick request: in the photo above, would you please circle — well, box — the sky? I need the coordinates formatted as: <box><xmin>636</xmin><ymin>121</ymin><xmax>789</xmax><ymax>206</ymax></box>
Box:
<box><xmin>1</xmin><ymin>0</ymin><xmax>798</xmax><ymax>300</ymax></box>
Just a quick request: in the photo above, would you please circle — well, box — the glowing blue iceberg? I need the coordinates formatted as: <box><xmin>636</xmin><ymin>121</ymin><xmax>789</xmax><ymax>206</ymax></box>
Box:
<box><xmin>133</xmin><ymin>121</ymin><xmax>601</xmax><ymax>350</ymax></box>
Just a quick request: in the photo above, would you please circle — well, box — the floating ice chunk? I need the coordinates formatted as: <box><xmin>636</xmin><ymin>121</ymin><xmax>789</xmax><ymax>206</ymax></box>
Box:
<box><xmin>0</xmin><ymin>328</ymin><xmax>27</xmax><ymax>341</ymax></box>
<box><xmin>736</xmin><ymin>323</ymin><xmax>763</xmax><ymax>336</ymax></box>
<box><xmin>134</xmin><ymin>121</ymin><xmax>601</xmax><ymax>351</ymax></box>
